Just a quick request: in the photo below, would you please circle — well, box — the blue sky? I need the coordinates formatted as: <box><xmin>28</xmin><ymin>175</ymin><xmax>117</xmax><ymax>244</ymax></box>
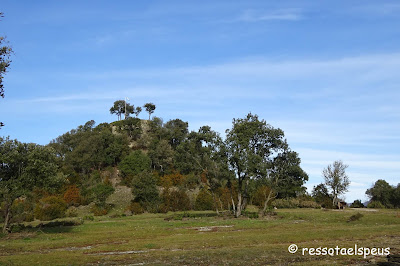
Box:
<box><xmin>1</xmin><ymin>0</ymin><xmax>399</xmax><ymax>202</ymax></box>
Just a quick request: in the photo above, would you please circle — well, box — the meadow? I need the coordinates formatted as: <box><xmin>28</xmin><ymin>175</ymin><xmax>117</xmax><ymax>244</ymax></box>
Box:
<box><xmin>1</xmin><ymin>208</ymin><xmax>399</xmax><ymax>265</ymax></box>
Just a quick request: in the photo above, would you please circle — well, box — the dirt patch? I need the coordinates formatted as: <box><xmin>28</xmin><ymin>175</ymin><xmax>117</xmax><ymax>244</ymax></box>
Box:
<box><xmin>87</xmin><ymin>250</ymin><xmax>147</xmax><ymax>255</ymax></box>
<box><xmin>189</xmin><ymin>225</ymin><xmax>234</xmax><ymax>232</ymax></box>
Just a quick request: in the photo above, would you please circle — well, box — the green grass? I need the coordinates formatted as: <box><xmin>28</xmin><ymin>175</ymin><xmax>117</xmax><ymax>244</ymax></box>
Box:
<box><xmin>1</xmin><ymin>208</ymin><xmax>399</xmax><ymax>265</ymax></box>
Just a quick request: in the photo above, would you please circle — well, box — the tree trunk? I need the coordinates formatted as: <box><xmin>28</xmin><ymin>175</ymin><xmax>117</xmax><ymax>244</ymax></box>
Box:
<box><xmin>236</xmin><ymin>191</ymin><xmax>242</xmax><ymax>217</ymax></box>
<box><xmin>2</xmin><ymin>203</ymin><xmax>12</xmax><ymax>234</ymax></box>
<box><xmin>261</xmin><ymin>189</ymin><xmax>275</xmax><ymax>217</ymax></box>
<box><xmin>211</xmin><ymin>191</ymin><xmax>219</xmax><ymax>215</ymax></box>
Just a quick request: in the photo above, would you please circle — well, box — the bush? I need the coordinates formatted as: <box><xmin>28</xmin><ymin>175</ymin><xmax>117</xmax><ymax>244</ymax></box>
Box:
<box><xmin>90</xmin><ymin>204</ymin><xmax>111</xmax><ymax>216</ymax></box>
<box><xmin>119</xmin><ymin>150</ymin><xmax>151</xmax><ymax>178</ymax></box>
<box><xmin>63</xmin><ymin>185</ymin><xmax>81</xmax><ymax>206</ymax></box>
<box><xmin>10</xmin><ymin>198</ymin><xmax>34</xmax><ymax>223</ymax></box>
<box><xmin>367</xmin><ymin>201</ymin><xmax>386</xmax><ymax>209</ymax></box>
<box><xmin>162</xmin><ymin>189</ymin><xmax>191</xmax><ymax>212</ymax></box>
<box><xmin>89</xmin><ymin>183</ymin><xmax>115</xmax><ymax>206</ymax></box>
<box><xmin>128</xmin><ymin>202</ymin><xmax>144</xmax><ymax>214</ymax></box>
<box><xmin>160</xmin><ymin>171</ymin><xmax>186</xmax><ymax>188</ymax></box>
<box><xmin>34</xmin><ymin>196</ymin><xmax>67</xmax><ymax>221</ymax></box>
<box><xmin>66</xmin><ymin>207</ymin><xmax>78</xmax><ymax>217</ymax></box>
<box><xmin>347</xmin><ymin>212</ymin><xmax>364</xmax><ymax>222</ymax></box>
<box><xmin>132</xmin><ymin>171</ymin><xmax>160</xmax><ymax>212</ymax></box>
<box><xmin>272</xmin><ymin>198</ymin><xmax>320</xmax><ymax>209</ymax></box>
<box><xmin>351</xmin><ymin>199</ymin><xmax>365</xmax><ymax>208</ymax></box>
<box><xmin>195</xmin><ymin>189</ymin><xmax>214</xmax><ymax>211</ymax></box>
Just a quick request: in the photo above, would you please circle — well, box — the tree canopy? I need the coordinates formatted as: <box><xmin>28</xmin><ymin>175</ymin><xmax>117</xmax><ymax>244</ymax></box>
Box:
<box><xmin>323</xmin><ymin>160</ymin><xmax>350</xmax><ymax>206</ymax></box>
<box><xmin>0</xmin><ymin>12</ymin><xmax>14</xmax><ymax>128</ymax></box>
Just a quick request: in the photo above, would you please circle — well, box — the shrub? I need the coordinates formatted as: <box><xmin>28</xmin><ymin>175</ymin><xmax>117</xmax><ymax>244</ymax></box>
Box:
<box><xmin>195</xmin><ymin>189</ymin><xmax>214</xmax><ymax>211</ymax></box>
<box><xmin>10</xmin><ymin>198</ymin><xmax>34</xmax><ymax>223</ymax></box>
<box><xmin>63</xmin><ymin>185</ymin><xmax>81</xmax><ymax>206</ymax></box>
<box><xmin>66</xmin><ymin>207</ymin><xmax>78</xmax><ymax>217</ymax></box>
<box><xmin>160</xmin><ymin>171</ymin><xmax>186</xmax><ymax>188</ymax></box>
<box><xmin>90</xmin><ymin>183</ymin><xmax>115</xmax><ymax>206</ymax></box>
<box><xmin>119</xmin><ymin>150</ymin><xmax>151</xmax><ymax>178</ymax></box>
<box><xmin>128</xmin><ymin>202</ymin><xmax>144</xmax><ymax>214</ymax></box>
<box><xmin>272</xmin><ymin>198</ymin><xmax>320</xmax><ymax>209</ymax></box>
<box><xmin>162</xmin><ymin>189</ymin><xmax>191</xmax><ymax>212</ymax></box>
<box><xmin>90</xmin><ymin>204</ymin><xmax>110</xmax><ymax>216</ymax></box>
<box><xmin>351</xmin><ymin>199</ymin><xmax>364</xmax><ymax>208</ymax></box>
<box><xmin>367</xmin><ymin>201</ymin><xmax>386</xmax><ymax>209</ymax></box>
<box><xmin>347</xmin><ymin>212</ymin><xmax>364</xmax><ymax>222</ymax></box>
<box><xmin>34</xmin><ymin>196</ymin><xmax>67</xmax><ymax>221</ymax></box>
<box><xmin>132</xmin><ymin>171</ymin><xmax>160</xmax><ymax>212</ymax></box>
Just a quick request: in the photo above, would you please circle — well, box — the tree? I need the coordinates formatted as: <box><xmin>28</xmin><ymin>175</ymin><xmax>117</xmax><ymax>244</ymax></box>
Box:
<box><xmin>225</xmin><ymin>113</ymin><xmax>287</xmax><ymax>217</ymax></box>
<box><xmin>0</xmin><ymin>137</ymin><xmax>63</xmax><ymax>233</ymax></box>
<box><xmin>312</xmin><ymin>183</ymin><xmax>333</xmax><ymax>208</ymax></box>
<box><xmin>258</xmin><ymin>149</ymin><xmax>308</xmax><ymax>215</ymax></box>
<box><xmin>144</xmin><ymin>103</ymin><xmax>156</xmax><ymax>120</ymax></box>
<box><xmin>366</xmin><ymin>179</ymin><xmax>394</xmax><ymax>208</ymax></box>
<box><xmin>134</xmin><ymin>106</ymin><xmax>142</xmax><ymax>117</ymax></box>
<box><xmin>323</xmin><ymin>160</ymin><xmax>350</xmax><ymax>207</ymax></box>
<box><xmin>0</xmin><ymin>12</ymin><xmax>14</xmax><ymax>128</ymax></box>
<box><xmin>164</xmin><ymin>119</ymin><xmax>188</xmax><ymax>149</ymax></box>
<box><xmin>132</xmin><ymin>171</ymin><xmax>160</xmax><ymax>212</ymax></box>
<box><xmin>110</xmin><ymin>100</ymin><xmax>134</xmax><ymax>120</ymax></box>
<box><xmin>110</xmin><ymin>100</ymin><xmax>125</xmax><ymax>120</ymax></box>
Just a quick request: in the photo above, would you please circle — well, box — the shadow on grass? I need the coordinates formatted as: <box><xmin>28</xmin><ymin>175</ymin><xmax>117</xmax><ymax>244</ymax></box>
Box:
<box><xmin>10</xmin><ymin>219</ymin><xmax>83</xmax><ymax>234</ymax></box>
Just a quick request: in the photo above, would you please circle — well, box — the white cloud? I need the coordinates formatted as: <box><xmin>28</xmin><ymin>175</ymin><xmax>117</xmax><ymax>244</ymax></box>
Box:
<box><xmin>237</xmin><ymin>9</ymin><xmax>303</xmax><ymax>22</ymax></box>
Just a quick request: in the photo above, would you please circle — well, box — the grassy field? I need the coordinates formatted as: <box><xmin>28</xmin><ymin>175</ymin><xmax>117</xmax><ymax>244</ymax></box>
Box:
<box><xmin>1</xmin><ymin>208</ymin><xmax>399</xmax><ymax>265</ymax></box>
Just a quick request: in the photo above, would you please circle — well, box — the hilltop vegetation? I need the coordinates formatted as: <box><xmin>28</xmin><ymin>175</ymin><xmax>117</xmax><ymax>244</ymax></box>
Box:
<box><xmin>1</xmin><ymin>102</ymin><xmax>399</xmax><ymax>234</ymax></box>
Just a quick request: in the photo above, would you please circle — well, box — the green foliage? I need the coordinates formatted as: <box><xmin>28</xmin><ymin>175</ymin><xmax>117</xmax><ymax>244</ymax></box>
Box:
<box><xmin>226</xmin><ymin>113</ymin><xmax>290</xmax><ymax>216</ymax></box>
<box><xmin>195</xmin><ymin>189</ymin><xmax>214</xmax><ymax>211</ymax></box>
<box><xmin>272</xmin><ymin>198</ymin><xmax>320</xmax><ymax>209</ymax></box>
<box><xmin>242</xmin><ymin>210</ymin><xmax>259</xmax><ymax>219</ymax></box>
<box><xmin>351</xmin><ymin>199</ymin><xmax>364</xmax><ymax>208</ymax></box>
<box><xmin>323</xmin><ymin>160</ymin><xmax>350</xmax><ymax>206</ymax></box>
<box><xmin>119</xmin><ymin>150</ymin><xmax>151</xmax><ymax>179</ymax></box>
<box><xmin>312</xmin><ymin>183</ymin><xmax>334</xmax><ymax>208</ymax></box>
<box><xmin>148</xmin><ymin>139</ymin><xmax>174</xmax><ymax>173</ymax></box>
<box><xmin>0</xmin><ymin>13</ymin><xmax>13</xmax><ymax>127</ymax></box>
<box><xmin>51</xmin><ymin>121</ymin><xmax>130</xmax><ymax>173</ymax></box>
<box><xmin>114</xmin><ymin>117</ymin><xmax>142</xmax><ymax>140</ymax></box>
<box><xmin>132</xmin><ymin>171</ymin><xmax>160</xmax><ymax>212</ymax></box>
<box><xmin>110</xmin><ymin>100</ymin><xmax>134</xmax><ymax>120</ymax></box>
<box><xmin>34</xmin><ymin>196</ymin><xmax>67</xmax><ymax>221</ymax></box>
<box><xmin>367</xmin><ymin>201</ymin><xmax>386</xmax><ymax>209</ymax></box>
<box><xmin>0</xmin><ymin>137</ymin><xmax>62</xmax><ymax>232</ymax></box>
<box><xmin>89</xmin><ymin>183</ymin><xmax>115</xmax><ymax>206</ymax></box>
<box><xmin>164</xmin><ymin>119</ymin><xmax>189</xmax><ymax>149</ymax></box>
<box><xmin>10</xmin><ymin>198</ymin><xmax>34</xmax><ymax>223</ymax></box>
<box><xmin>366</xmin><ymin>179</ymin><xmax>395</xmax><ymax>208</ymax></box>
<box><xmin>144</xmin><ymin>102</ymin><xmax>156</xmax><ymax>120</ymax></box>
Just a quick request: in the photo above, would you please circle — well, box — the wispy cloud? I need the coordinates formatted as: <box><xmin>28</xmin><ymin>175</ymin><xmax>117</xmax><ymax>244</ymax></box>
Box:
<box><xmin>237</xmin><ymin>8</ymin><xmax>303</xmax><ymax>22</ymax></box>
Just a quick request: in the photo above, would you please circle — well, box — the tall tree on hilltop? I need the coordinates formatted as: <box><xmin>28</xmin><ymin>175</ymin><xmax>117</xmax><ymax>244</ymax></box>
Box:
<box><xmin>0</xmin><ymin>12</ymin><xmax>14</xmax><ymax>128</ymax></box>
<box><xmin>110</xmin><ymin>100</ymin><xmax>125</xmax><ymax>120</ymax></box>
<box><xmin>144</xmin><ymin>103</ymin><xmax>156</xmax><ymax>120</ymax></box>
<box><xmin>134</xmin><ymin>106</ymin><xmax>142</xmax><ymax>117</ymax></box>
